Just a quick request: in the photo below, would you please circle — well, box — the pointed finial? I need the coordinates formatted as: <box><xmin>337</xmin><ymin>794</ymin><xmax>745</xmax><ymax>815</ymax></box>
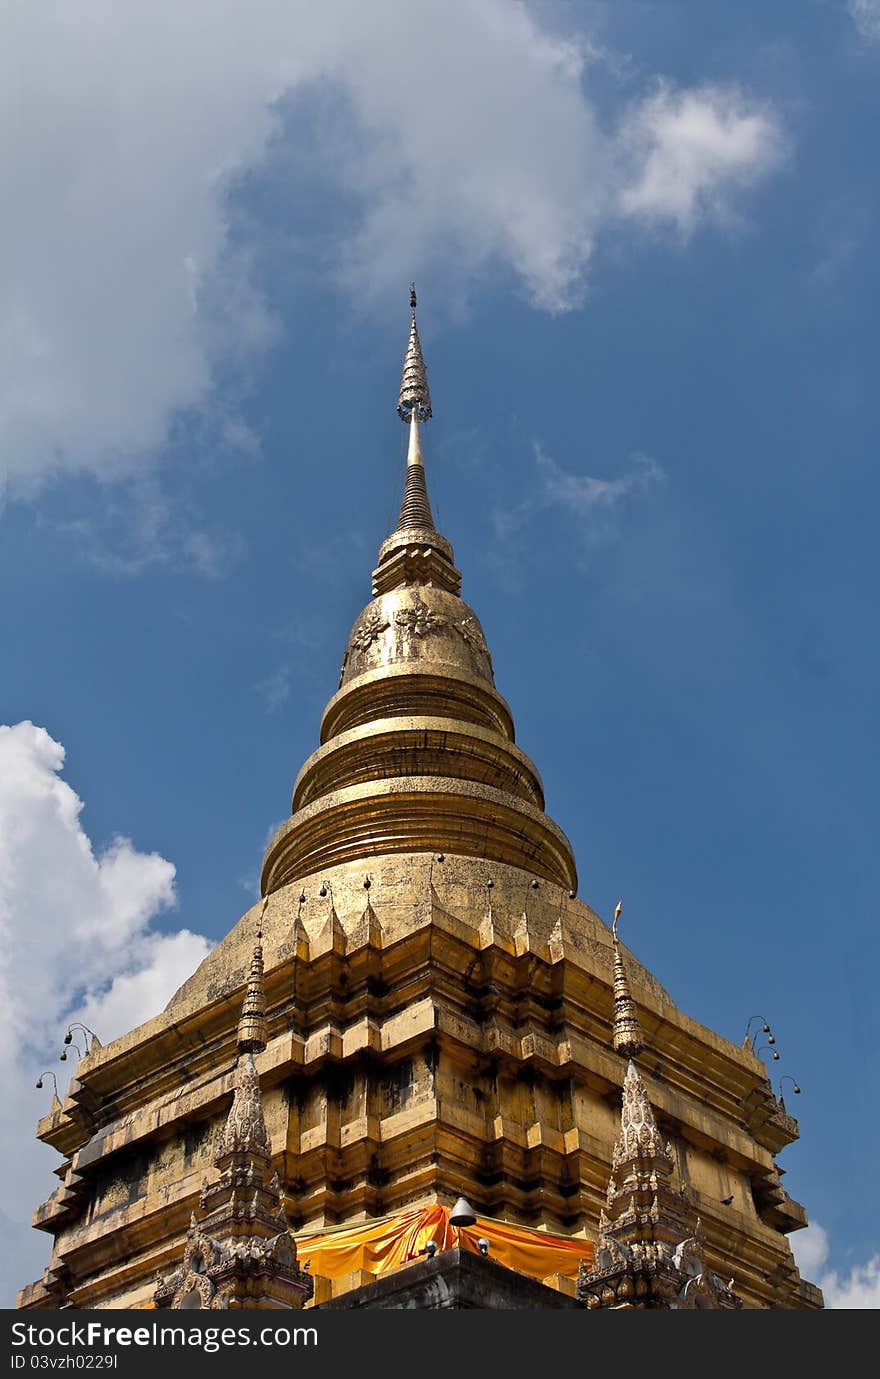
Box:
<box><xmin>237</xmin><ymin>899</ymin><xmax>268</xmax><ymax>1054</ymax></box>
<box><xmin>217</xmin><ymin>1051</ymin><xmax>271</xmax><ymax>1164</ymax></box>
<box><xmin>398</xmin><ymin>284</ymin><xmax>432</xmax><ymax>423</ymax></box>
<box><xmin>613</xmin><ymin>1060</ymin><xmax>673</xmax><ymax>1172</ymax></box>
<box><xmin>610</xmin><ymin>902</ymin><xmax>645</xmax><ymax>1060</ymax></box>
<box><xmin>393</xmin><ymin>286</ymin><xmax>437</xmax><ymax>532</ymax></box>
<box><xmin>216</xmin><ymin>911</ymin><xmax>272</xmax><ymax>1169</ymax></box>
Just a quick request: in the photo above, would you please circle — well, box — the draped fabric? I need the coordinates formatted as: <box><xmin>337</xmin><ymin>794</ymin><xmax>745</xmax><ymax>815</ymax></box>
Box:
<box><xmin>295</xmin><ymin>1205</ymin><xmax>593</xmax><ymax>1283</ymax></box>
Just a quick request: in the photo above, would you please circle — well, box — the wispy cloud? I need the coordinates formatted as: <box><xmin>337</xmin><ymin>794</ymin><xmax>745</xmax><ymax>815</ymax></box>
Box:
<box><xmin>848</xmin><ymin>1</ymin><xmax>880</xmax><ymax>42</ymax></box>
<box><xmin>617</xmin><ymin>82</ymin><xmax>786</xmax><ymax>236</ymax></box>
<box><xmin>271</xmin><ymin>614</ymin><xmax>328</xmax><ymax>651</ymax></box>
<box><xmin>806</xmin><ymin>193</ymin><xmax>870</xmax><ymax>298</ymax></box>
<box><xmin>46</xmin><ymin>477</ymin><xmax>246</xmax><ymax>579</ymax></box>
<box><xmin>791</xmin><ymin>1221</ymin><xmax>880</xmax><ymax>1309</ymax></box>
<box><xmin>490</xmin><ymin>444</ymin><xmax>665</xmax><ymax>588</ymax></box>
<box><xmin>290</xmin><ymin>530</ymin><xmax>370</xmax><ymax>587</ymax></box>
<box><xmin>239</xmin><ymin>816</ymin><xmax>287</xmax><ymax>900</ymax></box>
<box><xmin>1</xmin><ymin>2</ymin><xmax>786</xmax><ymax>500</ymax></box>
<box><xmin>254</xmin><ymin>667</ymin><xmax>292</xmax><ymax>713</ymax></box>
<box><xmin>257</xmin><ymin>611</ymin><xmax>339</xmax><ymax>714</ymax></box>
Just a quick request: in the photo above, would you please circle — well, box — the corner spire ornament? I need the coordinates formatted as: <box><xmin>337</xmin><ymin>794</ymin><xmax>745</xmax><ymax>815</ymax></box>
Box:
<box><xmin>613</xmin><ymin>1059</ymin><xmax>673</xmax><ymax>1173</ymax></box>
<box><xmin>611</xmin><ymin>902</ymin><xmax>645</xmax><ymax>1060</ymax></box>
<box><xmin>237</xmin><ymin>899</ymin><xmax>268</xmax><ymax>1054</ymax></box>
<box><xmin>576</xmin><ymin>900</ymin><xmax>742</xmax><ymax>1309</ymax></box>
<box><xmin>218</xmin><ymin>905</ymin><xmax>272</xmax><ymax>1165</ymax></box>
<box><xmin>153</xmin><ymin>898</ymin><xmax>313</xmax><ymax>1310</ymax></box>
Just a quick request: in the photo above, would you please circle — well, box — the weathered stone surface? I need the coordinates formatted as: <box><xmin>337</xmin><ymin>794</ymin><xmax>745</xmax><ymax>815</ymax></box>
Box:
<box><xmin>319</xmin><ymin>1249</ymin><xmax>582</xmax><ymax>1310</ymax></box>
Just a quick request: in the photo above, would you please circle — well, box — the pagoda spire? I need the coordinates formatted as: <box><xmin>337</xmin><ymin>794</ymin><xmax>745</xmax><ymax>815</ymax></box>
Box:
<box><xmin>613</xmin><ymin>1058</ymin><xmax>674</xmax><ymax>1176</ymax></box>
<box><xmin>611</xmin><ymin>902</ymin><xmax>645</xmax><ymax>1060</ymax></box>
<box><xmin>397</xmin><ymin>284</ymin><xmax>432</xmax><ymax>423</ymax></box>
<box><xmin>394</xmin><ymin>284</ymin><xmax>437</xmax><ymax>535</ymax></box>
<box><xmin>607</xmin><ymin>906</ymin><xmax>671</xmax><ymax>1177</ymax></box>
<box><xmin>154</xmin><ymin>900</ymin><xmax>312</xmax><ymax>1309</ymax></box>
<box><xmin>368</xmin><ymin>285</ymin><xmax>461</xmax><ymax>596</ymax></box>
<box><xmin>217</xmin><ymin>904</ymin><xmax>270</xmax><ymax>1165</ymax></box>
<box><xmin>576</xmin><ymin>904</ymin><xmax>741</xmax><ymax>1308</ymax></box>
<box><xmin>236</xmin><ymin>908</ymin><xmax>267</xmax><ymax>1054</ymax></box>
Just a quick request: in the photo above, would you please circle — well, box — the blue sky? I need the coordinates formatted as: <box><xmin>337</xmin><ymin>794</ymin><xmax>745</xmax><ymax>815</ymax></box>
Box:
<box><xmin>1</xmin><ymin>1</ymin><xmax>877</xmax><ymax>1307</ymax></box>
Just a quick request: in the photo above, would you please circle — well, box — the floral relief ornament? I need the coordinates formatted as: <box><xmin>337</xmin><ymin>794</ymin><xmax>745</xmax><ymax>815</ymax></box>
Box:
<box><xmin>395</xmin><ymin>595</ymin><xmax>446</xmax><ymax>637</ymax></box>
<box><xmin>350</xmin><ymin>609</ymin><xmax>391</xmax><ymax>653</ymax></box>
<box><xmin>455</xmin><ymin>616</ymin><xmax>486</xmax><ymax>652</ymax></box>
<box><xmin>455</xmin><ymin>616</ymin><xmax>492</xmax><ymax>670</ymax></box>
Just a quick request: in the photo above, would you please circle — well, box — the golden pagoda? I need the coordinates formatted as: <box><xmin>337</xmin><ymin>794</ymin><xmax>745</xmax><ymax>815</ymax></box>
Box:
<box><xmin>19</xmin><ymin>293</ymin><xmax>822</xmax><ymax>1310</ymax></box>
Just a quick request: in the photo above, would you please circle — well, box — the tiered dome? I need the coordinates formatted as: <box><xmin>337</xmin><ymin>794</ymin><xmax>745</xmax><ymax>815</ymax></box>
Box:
<box><xmin>22</xmin><ymin>293</ymin><xmax>818</xmax><ymax>1315</ymax></box>
<box><xmin>261</xmin><ymin>299</ymin><xmax>577</xmax><ymax>897</ymax></box>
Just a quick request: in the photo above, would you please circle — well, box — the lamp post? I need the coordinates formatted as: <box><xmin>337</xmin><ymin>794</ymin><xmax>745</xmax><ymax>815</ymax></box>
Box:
<box><xmin>755</xmin><ymin>1043</ymin><xmax>780</xmax><ymax>1064</ymax></box>
<box><xmin>64</xmin><ymin>1023</ymin><xmax>101</xmax><ymax>1052</ymax></box>
<box><xmin>35</xmin><ymin>1071</ymin><xmax>62</xmax><ymax>1112</ymax></box>
<box><xmin>745</xmin><ymin>1015</ymin><xmax>775</xmax><ymax>1046</ymax></box>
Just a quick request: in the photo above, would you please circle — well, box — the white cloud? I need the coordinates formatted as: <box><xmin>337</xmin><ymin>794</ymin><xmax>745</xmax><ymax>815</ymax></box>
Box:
<box><xmin>791</xmin><ymin>1222</ymin><xmax>880</xmax><ymax>1309</ymax></box>
<box><xmin>534</xmin><ymin>446</ymin><xmax>665</xmax><ymax>517</ymax></box>
<box><xmin>50</xmin><ymin>475</ymin><xmax>248</xmax><ymax>579</ymax></box>
<box><xmin>78</xmin><ymin>930</ymin><xmax>213</xmax><ymax>1040</ymax></box>
<box><xmin>618</xmin><ymin>82</ymin><xmax>785</xmax><ymax>234</ymax></box>
<box><xmin>489</xmin><ymin>445</ymin><xmax>664</xmax><ymax>589</ymax></box>
<box><xmin>791</xmin><ymin>1220</ymin><xmax>830</xmax><ymax>1278</ymax></box>
<box><xmin>0</xmin><ymin>721</ymin><xmax>212</xmax><ymax>1305</ymax></box>
<box><xmin>822</xmin><ymin>1256</ymin><xmax>880</xmax><ymax>1308</ymax></box>
<box><xmin>324</xmin><ymin>0</ymin><xmax>603</xmax><ymax>314</ymax></box>
<box><xmin>848</xmin><ymin>1</ymin><xmax>880</xmax><ymax>41</ymax></box>
<box><xmin>1</xmin><ymin>2</ymin><xmax>785</xmax><ymax>498</ymax></box>
<box><xmin>255</xmin><ymin>667</ymin><xmax>292</xmax><ymax>713</ymax></box>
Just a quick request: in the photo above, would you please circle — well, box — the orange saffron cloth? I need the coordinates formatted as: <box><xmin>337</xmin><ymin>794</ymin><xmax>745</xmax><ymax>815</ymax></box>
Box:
<box><xmin>294</xmin><ymin>1204</ymin><xmax>594</xmax><ymax>1284</ymax></box>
